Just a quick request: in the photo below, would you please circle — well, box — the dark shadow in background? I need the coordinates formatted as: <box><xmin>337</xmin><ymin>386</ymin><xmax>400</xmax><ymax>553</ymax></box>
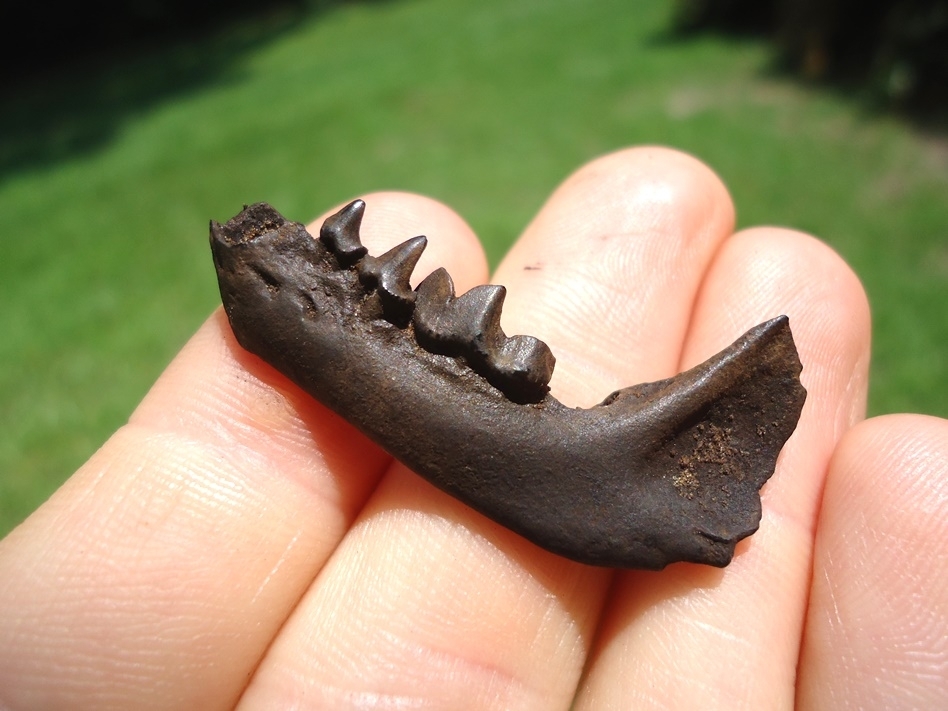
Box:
<box><xmin>0</xmin><ymin>1</ymin><xmax>388</xmax><ymax>180</ymax></box>
<box><xmin>660</xmin><ymin>0</ymin><xmax>948</xmax><ymax>131</ymax></box>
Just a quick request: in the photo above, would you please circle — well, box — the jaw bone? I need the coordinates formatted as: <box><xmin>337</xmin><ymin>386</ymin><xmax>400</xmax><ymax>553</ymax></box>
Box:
<box><xmin>211</xmin><ymin>200</ymin><xmax>806</xmax><ymax>570</ymax></box>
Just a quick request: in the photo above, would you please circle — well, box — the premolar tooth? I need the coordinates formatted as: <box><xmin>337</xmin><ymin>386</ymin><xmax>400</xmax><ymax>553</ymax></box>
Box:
<box><xmin>413</xmin><ymin>270</ymin><xmax>553</xmax><ymax>401</ymax></box>
<box><xmin>320</xmin><ymin>199</ymin><xmax>368</xmax><ymax>266</ymax></box>
<box><xmin>416</xmin><ymin>267</ymin><xmax>455</xmax><ymax>302</ymax></box>
<box><xmin>360</xmin><ymin>236</ymin><xmax>428</xmax><ymax>323</ymax></box>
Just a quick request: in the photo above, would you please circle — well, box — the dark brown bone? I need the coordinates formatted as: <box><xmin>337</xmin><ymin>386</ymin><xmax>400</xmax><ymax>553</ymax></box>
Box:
<box><xmin>210</xmin><ymin>201</ymin><xmax>806</xmax><ymax>569</ymax></box>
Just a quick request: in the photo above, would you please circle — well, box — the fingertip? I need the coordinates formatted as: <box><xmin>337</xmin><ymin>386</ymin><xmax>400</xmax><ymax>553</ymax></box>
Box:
<box><xmin>735</xmin><ymin>226</ymin><xmax>869</xmax><ymax>332</ymax></box>
<box><xmin>828</xmin><ymin>413</ymin><xmax>948</xmax><ymax>524</ymax></box>
<box><xmin>493</xmin><ymin>146</ymin><xmax>739</xmax><ymax>403</ymax></box>
<box><xmin>798</xmin><ymin>414</ymin><xmax>948</xmax><ymax>709</ymax></box>
<box><xmin>508</xmin><ymin>146</ymin><xmax>735</xmax><ymax>265</ymax></box>
<box><xmin>698</xmin><ymin>226</ymin><xmax>869</xmax><ymax>340</ymax></box>
<box><xmin>564</xmin><ymin>146</ymin><xmax>735</xmax><ymax>231</ymax></box>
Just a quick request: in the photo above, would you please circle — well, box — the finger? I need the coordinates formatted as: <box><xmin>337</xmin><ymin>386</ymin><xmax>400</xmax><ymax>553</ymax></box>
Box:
<box><xmin>575</xmin><ymin>228</ymin><xmax>871</xmax><ymax>709</ymax></box>
<box><xmin>500</xmin><ymin>146</ymin><xmax>737</xmax><ymax>403</ymax></box>
<box><xmin>798</xmin><ymin>414</ymin><xmax>948</xmax><ymax>709</ymax></box>
<box><xmin>238</xmin><ymin>147</ymin><xmax>738</xmax><ymax>709</ymax></box>
<box><xmin>0</xmin><ymin>193</ymin><xmax>487</xmax><ymax>711</ymax></box>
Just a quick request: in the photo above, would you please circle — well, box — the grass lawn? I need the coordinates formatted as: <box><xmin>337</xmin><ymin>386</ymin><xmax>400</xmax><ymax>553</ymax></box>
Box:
<box><xmin>2</xmin><ymin>0</ymin><xmax>946</xmax><ymax>536</ymax></box>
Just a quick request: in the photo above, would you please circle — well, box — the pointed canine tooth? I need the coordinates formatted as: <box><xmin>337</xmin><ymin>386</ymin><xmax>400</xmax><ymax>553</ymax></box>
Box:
<box><xmin>320</xmin><ymin>199</ymin><xmax>368</xmax><ymax>266</ymax></box>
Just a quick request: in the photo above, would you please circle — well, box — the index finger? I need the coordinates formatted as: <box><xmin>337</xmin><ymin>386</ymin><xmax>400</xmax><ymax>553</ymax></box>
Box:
<box><xmin>0</xmin><ymin>192</ymin><xmax>488</xmax><ymax>711</ymax></box>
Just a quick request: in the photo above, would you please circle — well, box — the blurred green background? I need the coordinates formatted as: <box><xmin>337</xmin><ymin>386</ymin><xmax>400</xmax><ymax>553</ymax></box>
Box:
<box><xmin>2</xmin><ymin>0</ymin><xmax>946</xmax><ymax>537</ymax></box>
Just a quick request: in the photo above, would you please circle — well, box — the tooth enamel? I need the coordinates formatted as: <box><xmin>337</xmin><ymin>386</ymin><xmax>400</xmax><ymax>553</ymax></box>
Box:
<box><xmin>312</xmin><ymin>202</ymin><xmax>555</xmax><ymax>402</ymax></box>
<box><xmin>450</xmin><ymin>285</ymin><xmax>506</xmax><ymax>357</ymax></box>
<box><xmin>320</xmin><ymin>199</ymin><xmax>368</xmax><ymax>266</ymax></box>
<box><xmin>360</xmin><ymin>235</ymin><xmax>427</xmax><ymax>321</ymax></box>
<box><xmin>414</xmin><ymin>268</ymin><xmax>459</xmax><ymax>350</ymax></box>
<box><xmin>489</xmin><ymin>335</ymin><xmax>555</xmax><ymax>398</ymax></box>
<box><xmin>415</xmin><ymin>276</ymin><xmax>505</xmax><ymax>357</ymax></box>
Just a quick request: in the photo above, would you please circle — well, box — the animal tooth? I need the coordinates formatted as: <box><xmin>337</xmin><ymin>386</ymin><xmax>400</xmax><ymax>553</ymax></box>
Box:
<box><xmin>359</xmin><ymin>235</ymin><xmax>428</xmax><ymax>323</ymax></box>
<box><xmin>414</xmin><ymin>267</ymin><xmax>458</xmax><ymax>350</ymax></box>
<box><xmin>449</xmin><ymin>284</ymin><xmax>507</xmax><ymax>360</ymax></box>
<box><xmin>417</xmin><ymin>281</ymin><xmax>549</xmax><ymax>400</ymax></box>
<box><xmin>320</xmin><ymin>199</ymin><xmax>368</xmax><ymax>266</ymax></box>
<box><xmin>487</xmin><ymin>335</ymin><xmax>555</xmax><ymax>402</ymax></box>
<box><xmin>415</xmin><ymin>274</ymin><xmax>506</xmax><ymax>356</ymax></box>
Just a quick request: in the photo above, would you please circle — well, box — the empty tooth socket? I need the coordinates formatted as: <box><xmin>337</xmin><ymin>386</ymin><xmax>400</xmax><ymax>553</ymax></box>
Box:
<box><xmin>216</xmin><ymin>203</ymin><xmax>288</xmax><ymax>245</ymax></box>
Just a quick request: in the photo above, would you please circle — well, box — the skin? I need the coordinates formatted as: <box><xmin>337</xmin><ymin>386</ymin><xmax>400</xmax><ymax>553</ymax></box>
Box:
<box><xmin>0</xmin><ymin>147</ymin><xmax>945</xmax><ymax>710</ymax></box>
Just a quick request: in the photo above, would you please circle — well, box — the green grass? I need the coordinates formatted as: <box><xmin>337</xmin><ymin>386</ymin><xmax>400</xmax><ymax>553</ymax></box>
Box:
<box><xmin>2</xmin><ymin>0</ymin><xmax>946</xmax><ymax>536</ymax></box>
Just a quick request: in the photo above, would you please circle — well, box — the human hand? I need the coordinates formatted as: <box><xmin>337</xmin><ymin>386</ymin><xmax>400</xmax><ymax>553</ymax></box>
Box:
<box><xmin>1</xmin><ymin>147</ymin><xmax>945</xmax><ymax>710</ymax></box>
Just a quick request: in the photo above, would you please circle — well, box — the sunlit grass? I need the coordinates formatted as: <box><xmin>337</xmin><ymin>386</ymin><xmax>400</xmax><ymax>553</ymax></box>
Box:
<box><xmin>2</xmin><ymin>0</ymin><xmax>946</xmax><ymax>535</ymax></box>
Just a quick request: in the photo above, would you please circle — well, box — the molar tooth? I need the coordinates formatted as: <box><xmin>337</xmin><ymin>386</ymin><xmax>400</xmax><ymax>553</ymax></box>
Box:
<box><xmin>415</xmin><ymin>278</ymin><xmax>508</xmax><ymax>365</ymax></box>
<box><xmin>414</xmin><ymin>268</ymin><xmax>459</xmax><ymax>351</ymax></box>
<box><xmin>417</xmin><ymin>275</ymin><xmax>506</xmax><ymax>352</ymax></box>
<box><xmin>414</xmin><ymin>274</ymin><xmax>553</xmax><ymax>402</ymax></box>
<box><xmin>416</xmin><ymin>267</ymin><xmax>455</xmax><ymax>304</ymax></box>
<box><xmin>320</xmin><ymin>199</ymin><xmax>368</xmax><ymax>266</ymax></box>
<box><xmin>486</xmin><ymin>335</ymin><xmax>556</xmax><ymax>402</ymax></box>
<box><xmin>450</xmin><ymin>285</ymin><xmax>506</xmax><ymax>360</ymax></box>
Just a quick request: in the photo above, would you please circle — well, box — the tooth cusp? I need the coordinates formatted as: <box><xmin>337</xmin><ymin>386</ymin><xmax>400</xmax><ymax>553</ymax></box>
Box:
<box><xmin>489</xmin><ymin>336</ymin><xmax>555</xmax><ymax>400</ymax></box>
<box><xmin>320</xmin><ymin>199</ymin><xmax>368</xmax><ymax>266</ymax></box>
<box><xmin>413</xmin><ymin>276</ymin><xmax>554</xmax><ymax>402</ymax></box>
<box><xmin>318</xmin><ymin>201</ymin><xmax>556</xmax><ymax>403</ymax></box>
<box><xmin>414</xmin><ymin>268</ymin><xmax>461</xmax><ymax>352</ymax></box>
<box><xmin>359</xmin><ymin>235</ymin><xmax>427</xmax><ymax>324</ymax></box>
<box><xmin>451</xmin><ymin>285</ymin><xmax>507</xmax><ymax>358</ymax></box>
<box><xmin>414</xmin><ymin>274</ymin><xmax>504</xmax><ymax>355</ymax></box>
